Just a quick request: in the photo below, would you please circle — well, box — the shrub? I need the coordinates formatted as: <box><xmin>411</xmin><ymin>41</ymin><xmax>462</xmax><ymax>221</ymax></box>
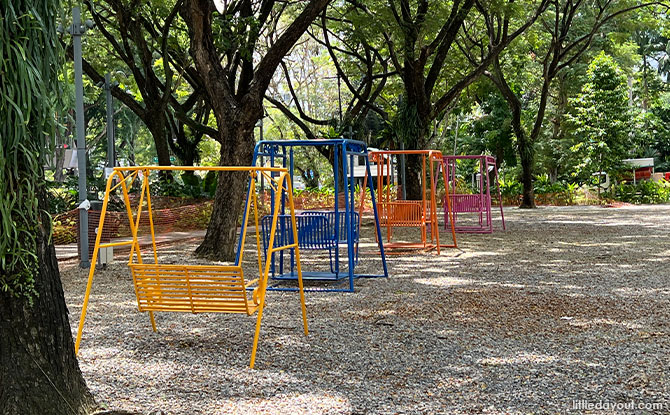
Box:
<box><xmin>52</xmin><ymin>218</ymin><xmax>77</xmax><ymax>244</ymax></box>
<box><xmin>607</xmin><ymin>179</ymin><xmax>670</xmax><ymax>204</ymax></box>
<box><xmin>499</xmin><ymin>177</ymin><xmax>523</xmax><ymax>198</ymax></box>
<box><xmin>150</xmin><ymin>172</ymin><xmax>216</xmax><ymax>199</ymax></box>
<box><xmin>534</xmin><ymin>174</ymin><xmax>569</xmax><ymax>194</ymax></box>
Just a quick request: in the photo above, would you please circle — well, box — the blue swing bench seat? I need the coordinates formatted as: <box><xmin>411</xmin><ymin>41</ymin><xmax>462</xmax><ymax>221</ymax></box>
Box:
<box><xmin>260</xmin><ymin>211</ymin><xmax>360</xmax><ymax>280</ymax></box>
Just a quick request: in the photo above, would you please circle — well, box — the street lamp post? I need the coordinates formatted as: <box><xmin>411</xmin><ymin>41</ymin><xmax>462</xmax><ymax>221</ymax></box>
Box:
<box><xmin>68</xmin><ymin>6</ymin><xmax>95</xmax><ymax>269</ymax></box>
<box><xmin>104</xmin><ymin>73</ymin><xmax>116</xmax><ymax>170</ymax></box>
<box><xmin>325</xmin><ymin>75</ymin><xmax>342</xmax><ymax>123</ymax></box>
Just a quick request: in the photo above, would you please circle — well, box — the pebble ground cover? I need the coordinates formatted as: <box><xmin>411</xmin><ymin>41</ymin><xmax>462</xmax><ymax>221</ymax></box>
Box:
<box><xmin>60</xmin><ymin>205</ymin><xmax>670</xmax><ymax>414</ymax></box>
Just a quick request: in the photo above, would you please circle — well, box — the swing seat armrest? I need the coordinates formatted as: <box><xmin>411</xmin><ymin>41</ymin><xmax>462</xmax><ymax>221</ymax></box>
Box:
<box><xmin>244</xmin><ymin>278</ymin><xmax>259</xmax><ymax>288</ymax></box>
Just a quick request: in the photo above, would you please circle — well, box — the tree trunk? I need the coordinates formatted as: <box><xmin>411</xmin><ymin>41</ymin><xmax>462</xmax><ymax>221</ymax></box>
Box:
<box><xmin>548</xmin><ymin>74</ymin><xmax>568</xmax><ymax>180</ymax></box>
<box><xmin>146</xmin><ymin>114</ymin><xmax>172</xmax><ymax>166</ymax></box>
<box><xmin>0</xmin><ymin>191</ymin><xmax>96</xmax><ymax>415</ymax></box>
<box><xmin>195</xmin><ymin>126</ymin><xmax>256</xmax><ymax>261</ymax></box>
<box><xmin>518</xmin><ymin>132</ymin><xmax>536</xmax><ymax>208</ymax></box>
<box><xmin>403</xmin><ymin>154</ymin><xmax>424</xmax><ymax>200</ymax></box>
<box><xmin>181</xmin><ymin>0</ymin><xmax>330</xmax><ymax>261</ymax></box>
<box><xmin>489</xmin><ymin>58</ymin><xmax>536</xmax><ymax>208</ymax></box>
<box><xmin>401</xmin><ymin>115</ymin><xmax>430</xmax><ymax>201</ymax></box>
<box><xmin>54</xmin><ymin>145</ymin><xmax>66</xmax><ymax>182</ymax></box>
<box><xmin>168</xmin><ymin>117</ymin><xmax>204</xmax><ymax>168</ymax></box>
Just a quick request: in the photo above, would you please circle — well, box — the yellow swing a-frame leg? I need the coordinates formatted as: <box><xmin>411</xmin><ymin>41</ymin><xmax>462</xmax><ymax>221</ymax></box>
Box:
<box><xmin>75</xmin><ymin>170</ymin><xmax>141</xmax><ymax>354</ymax></box>
<box><xmin>125</xmin><ymin>169</ymin><xmax>157</xmax><ymax>332</ymax></box>
<box><xmin>249</xmin><ymin>172</ymin><xmax>308</xmax><ymax>369</ymax></box>
<box><xmin>285</xmin><ymin>174</ymin><xmax>309</xmax><ymax>336</ymax></box>
<box><xmin>142</xmin><ymin>169</ymin><xmax>159</xmax><ymax>332</ymax></box>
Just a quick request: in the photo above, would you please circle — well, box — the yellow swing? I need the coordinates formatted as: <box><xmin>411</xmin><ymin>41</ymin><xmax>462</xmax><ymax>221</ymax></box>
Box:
<box><xmin>74</xmin><ymin>166</ymin><xmax>308</xmax><ymax>369</ymax></box>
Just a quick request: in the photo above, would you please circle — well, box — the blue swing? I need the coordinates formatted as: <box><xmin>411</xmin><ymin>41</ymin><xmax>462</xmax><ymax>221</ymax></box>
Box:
<box><xmin>249</xmin><ymin>139</ymin><xmax>388</xmax><ymax>292</ymax></box>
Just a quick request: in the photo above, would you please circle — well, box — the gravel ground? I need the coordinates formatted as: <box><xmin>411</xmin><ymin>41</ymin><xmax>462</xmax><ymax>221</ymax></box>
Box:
<box><xmin>60</xmin><ymin>205</ymin><xmax>670</xmax><ymax>414</ymax></box>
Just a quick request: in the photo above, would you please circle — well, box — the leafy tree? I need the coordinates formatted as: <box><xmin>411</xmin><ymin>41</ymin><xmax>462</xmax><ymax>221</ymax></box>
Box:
<box><xmin>466</xmin><ymin>82</ymin><xmax>518</xmax><ymax>167</ymax></box>
<box><xmin>341</xmin><ymin>0</ymin><xmax>549</xmax><ymax>199</ymax></box>
<box><xmin>265</xmin><ymin>7</ymin><xmax>394</xmax><ymax>190</ymax></box>
<box><xmin>633</xmin><ymin>29</ymin><xmax>669</xmax><ymax>110</ymax></box>
<box><xmin>181</xmin><ymin>0</ymin><xmax>331</xmax><ymax>260</ymax></box>
<box><xmin>638</xmin><ymin>94</ymin><xmax>670</xmax><ymax>170</ymax></box>
<box><xmin>266</xmin><ymin>10</ymin><xmax>393</xmax><ymax>142</ymax></box>
<box><xmin>569</xmin><ymin>52</ymin><xmax>632</xmax><ymax>185</ymax></box>
<box><xmin>489</xmin><ymin>0</ymin><xmax>668</xmax><ymax>207</ymax></box>
<box><xmin>75</xmin><ymin>0</ymin><xmax>217</xmax><ymax>168</ymax></box>
<box><xmin>0</xmin><ymin>0</ymin><xmax>95</xmax><ymax>412</ymax></box>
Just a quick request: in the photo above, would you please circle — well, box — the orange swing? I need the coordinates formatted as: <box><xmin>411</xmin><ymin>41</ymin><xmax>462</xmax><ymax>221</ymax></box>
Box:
<box><xmin>362</xmin><ymin>150</ymin><xmax>457</xmax><ymax>253</ymax></box>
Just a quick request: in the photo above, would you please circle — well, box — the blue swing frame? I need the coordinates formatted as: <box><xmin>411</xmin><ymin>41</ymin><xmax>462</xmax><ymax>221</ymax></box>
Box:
<box><xmin>240</xmin><ymin>139</ymin><xmax>389</xmax><ymax>292</ymax></box>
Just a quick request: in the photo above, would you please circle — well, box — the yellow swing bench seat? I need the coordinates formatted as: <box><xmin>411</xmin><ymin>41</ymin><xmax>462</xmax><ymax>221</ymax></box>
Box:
<box><xmin>130</xmin><ymin>263</ymin><xmax>262</xmax><ymax>315</ymax></box>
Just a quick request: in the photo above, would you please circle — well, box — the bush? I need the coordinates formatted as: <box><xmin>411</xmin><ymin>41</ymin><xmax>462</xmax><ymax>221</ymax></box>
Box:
<box><xmin>534</xmin><ymin>174</ymin><xmax>569</xmax><ymax>194</ymax></box>
<box><xmin>607</xmin><ymin>179</ymin><xmax>670</xmax><ymax>204</ymax></box>
<box><xmin>46</xmin><ymin>178</ymin><xmax>79</xmax><ymax>215</ymax></box>
<box><xmin>498</xmin><ymin>175</ymin><xmax>583</xmax><ymax>206</ymax></box>
<box><xmin>203</xmin><ymin>171</ymin><xmax>217</xmax><ymax>197</ymax></box>
<box><xmin>499</xmin><ymin>177</ymin><xmax>522</xmax><ymax>198</ymax></box>
<box><xmin>52</xmin><ymin>218</ymin><xmax>77</xmax><ymax>244</ymax></box>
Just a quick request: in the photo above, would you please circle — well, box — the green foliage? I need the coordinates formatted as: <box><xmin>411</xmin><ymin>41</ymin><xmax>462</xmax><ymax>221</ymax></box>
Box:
<box><xmin>180</xmin><ymin>173</ymin><xmax>203</xmax><ymax>197</ymax></box>
<box><xmin>1</xmin><ymin>0</ymin><xmax>60</xmax><ymax>297</ymax></box>
<box><xmin>203</xmin><ymin>171</ymin><xmax>218</xmax><ymax>197</ymax></box>
<box><xmin>500</xmin><ymin>173</ymin><xmax>581</xmax><ymax>205</ymax></box>
<box><xmin>150</xmin><ymin>172</ymin><xmax>215</xmax><ymax>199</ymax></box>
<box><xmin>649</xmin><ymin>96</ymin><xmax>670</xmax><ymax>171</ymax></box>
<box><xmin>534</xmin><ymin>174</ymin><xmax>569</xmax><ymax>194</ymax></box>
<box><xmin>173</xmin><ymin>202</ymin><xmax>213</xmax><ymax>231</ymax></box>
<box><xmin>46</xmin><ymin>178</ymin><xmax>79</xmax><ymax>215</ymax></box>
<box><xmin>52</xmin><ymin>218</ymin><xmax>78</xmax><ymax>245</ymax></box>
<box><xmin>464</xmin><ymin>84</ymin><xmax>517</xmax><ymax>166</ymax></box>
<box><xmin>607</xmin><ymin>179</ymin><xmax>670</xmax><ymax>204</ymax></box>
<box><xmin>569</xmin><ymin>52</ymin><xmax>633</xmax><ymax>180</ymax></box>
<box><xmin>386</xmin><ymin>97</ymin><xmax>423</xmax><ymax>148</ymax></box>
<box><xmin>499</xmin><ymin>176</ymin><xmax>523</xmax><ymax>198</ymax></box>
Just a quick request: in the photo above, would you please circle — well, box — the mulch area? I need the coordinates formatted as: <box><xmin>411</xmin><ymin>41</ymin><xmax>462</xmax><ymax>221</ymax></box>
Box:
<box><xmin>61</xmin><ymin>204</ymin><xmax>670</xmax><ymax>414</ymax></box>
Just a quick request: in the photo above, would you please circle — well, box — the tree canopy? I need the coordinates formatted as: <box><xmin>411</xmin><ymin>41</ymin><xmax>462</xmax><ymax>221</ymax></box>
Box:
<box><xmin>49</xmin><ymin>0</ymin><xmax>670</xmax><ymax>237</ymax></box>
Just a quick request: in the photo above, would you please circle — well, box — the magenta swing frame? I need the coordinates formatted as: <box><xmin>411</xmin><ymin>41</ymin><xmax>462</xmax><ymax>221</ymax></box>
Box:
<box><xmin>442</xmin><ymin>155</ymin><xmax>505</xmax><ymax>233</ymax></box>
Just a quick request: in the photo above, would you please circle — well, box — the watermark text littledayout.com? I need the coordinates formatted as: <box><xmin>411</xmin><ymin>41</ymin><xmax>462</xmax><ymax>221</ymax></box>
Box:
<box><xmin>572</xmin><ymin>400</ymin><xmax>667</xmax><ymax>411</ymax></box>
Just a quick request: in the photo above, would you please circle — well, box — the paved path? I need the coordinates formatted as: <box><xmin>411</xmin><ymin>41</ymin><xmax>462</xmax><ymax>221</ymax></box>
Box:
<box><xmin>55</xmin><ymin>229</ymin><xmax>207</xmax><ymax>261</ymax></box>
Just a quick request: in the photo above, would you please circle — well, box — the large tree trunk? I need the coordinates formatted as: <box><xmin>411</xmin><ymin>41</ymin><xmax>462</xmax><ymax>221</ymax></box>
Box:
<box><xmin>490</xmin><ymin>58</ymin><xmax>536</xmax><ymax>208</ymax></box>
<box><xmin>0</xmin><ymin>191</ymin><xmax>96</xmax><ymax>415</ymax></box>
<box><xmin>511</xmin><ymin>104</ymin><xmax>536</xmax><ymax>208</ymax></box>
<box><xmin>182</xmin><ymin>0</ymin><xmax>330</xmax><ymax>261</ymax></box>
<box><xmin>146</xmin><ymin>113</ymin><xmax>172</xmax><ymax>166</ymax></box>
<box><xmin>548</xmin><ymin>74</ymin><xmax>568</xmax><ymax>182</ymax></box>
<box><xmin>403</xmin><ymin>154</ymin><xmax>424</xmax><ymax>200</ymax></box>
<box><xmin>195</xmin><ymin>126</ymin><xmax>256</xmax><ymax>261</ymax></box>
<box><xmin>401</xmin><ymin>117</ymin><xmax>430</xmax><ymax>201</ymax></box>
